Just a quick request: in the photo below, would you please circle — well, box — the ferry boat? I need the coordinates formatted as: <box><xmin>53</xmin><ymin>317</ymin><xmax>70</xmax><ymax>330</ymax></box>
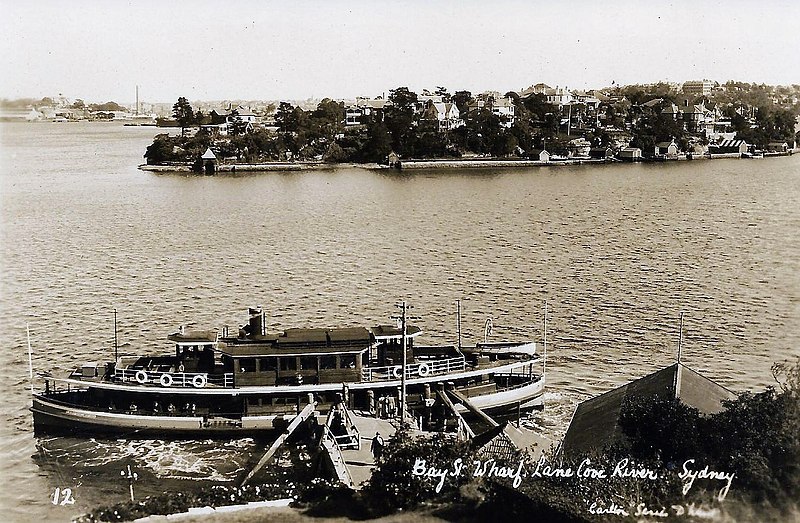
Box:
<box><xmin>31</xmin><ymin>307</ymin><xmax>545</xmax><ymax>438</ymax></box>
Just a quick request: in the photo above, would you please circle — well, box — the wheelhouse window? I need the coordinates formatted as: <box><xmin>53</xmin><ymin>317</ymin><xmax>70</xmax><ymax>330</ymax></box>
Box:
<box><xmin>259</xmin><ymin>357</ymin><xmax>277</xmax><ymax>372</ymax></box>
<box><xmin>300</xmin><ymin>356</ymin><xmax>317</xmax><ymax>370</ymax></box>
<box><xmin>239</xmin><ymin>358</ymin><xmax>257</xmax><ymax>373</ymax></box>
<box><xmin>320</xmin><ymin>355</ymin><xmax>336</xmax><ymax>369</ymax></box>
<box><xmin>280</xmin><ymin>357</ymin><xmax>297</xmax><ymax>371</ymax></box>
<box><xmin>340</xmin><ymin>354</ymin><xmax>356</xmax><ymax>369</ymax></box>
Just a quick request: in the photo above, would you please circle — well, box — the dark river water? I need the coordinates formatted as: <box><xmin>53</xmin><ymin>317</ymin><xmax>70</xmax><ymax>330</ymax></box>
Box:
<box><xmin>1</xmin><ymin>121</ymin><xmax>798</xmax><ymax>521</ymax></box>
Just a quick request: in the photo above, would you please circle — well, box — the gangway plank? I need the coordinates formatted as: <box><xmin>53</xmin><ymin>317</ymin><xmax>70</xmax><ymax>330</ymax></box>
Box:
<box><xmin>447</xmin><ymin>389</ymin><xmax>500</xmax><ymax>428</ymax></box>
<box><xmin>240</xmin><ymin>402</ymin><xmax>317</xmax><ymax>486</ymax></box>
<box><xmin>436</xmin><ymin>389</ymin><xmax>475</xmax><ymax>439</ymax></box>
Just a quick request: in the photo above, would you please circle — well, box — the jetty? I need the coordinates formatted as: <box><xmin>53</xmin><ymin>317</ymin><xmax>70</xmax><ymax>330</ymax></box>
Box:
<box><xmin>319</xmin><ymin>406</ymin><xmax>404</xmax><ymax>489</ymax></box>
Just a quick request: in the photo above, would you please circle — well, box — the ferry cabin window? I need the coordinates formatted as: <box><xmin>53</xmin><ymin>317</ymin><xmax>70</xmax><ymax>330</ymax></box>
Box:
<box><xmin>280</xmin><ymin>357</ymin><xmax>297</xmax><ymax>371</ymax></box>
<box><xmin>300</xmin><ymin>356</ymin><xmax>317</xmax><ymax>371</ymax></box>
<box><xmin>259</xmin><ymin>357</ymin><xmax>277</xmax><ymax>372</ymax></box>
<box><xmin>239</xmin><ymin>358</ymin><xmax>257</xmax><ymax>373</ymax></box>
<box><xmin>340</xmin><ymin>354</ymin><xmax>356</xmax><ymax>369</ymax></box>
<box><xmin>320</xmin><ymin>355</ymin><xmax>336</xmax><ymax>369</ymax></box>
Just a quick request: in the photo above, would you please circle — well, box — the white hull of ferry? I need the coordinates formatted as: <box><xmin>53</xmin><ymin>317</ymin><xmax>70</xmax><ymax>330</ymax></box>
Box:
<box><xmin>31</xmin><ymin>372</ymin><xmax>544</xmax><ymax>437</ymax></box>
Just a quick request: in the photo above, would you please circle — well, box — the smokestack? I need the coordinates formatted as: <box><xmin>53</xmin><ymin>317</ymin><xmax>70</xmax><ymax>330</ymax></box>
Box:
<box><xmin>248</xmin><ymin>306</ymin><xmax>266</xmax><ymax>337</ymax></box>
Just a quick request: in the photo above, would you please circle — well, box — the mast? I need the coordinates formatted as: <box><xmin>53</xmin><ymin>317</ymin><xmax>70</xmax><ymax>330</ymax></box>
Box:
<box><xmin>677</xmin><ymin>311</ymin><xmax>684</xmax><ymax>365</ymax></box>
<box><xmin>114</xmin><ymin>308</ymin><xmax>118</xmax><ymax>362</ymax></box>
<box><xmin>391</xmin><ymin>301</ymin><xmax>419</xmax><ymax>427</ymax></box>
<box><xmin>27</xmin><ymin>323</ymin><xmax>34</xmax><ymax>394</ymax></box>
<box><xmin>456</xmin><ymin>299</ymin><xmax>462</xmax><ymax>351</ymax></box>
<box><xmin>135</xmin><ymin>85</ymin><xmax>139</xmax><ymax>116</ymax></box>
<box><xmin>543</xmin><ymin>301</ymin><xmax>548</xmax><ymax>379</ymax></box>
<box><xmin>401</xmin><ymin>301</ymin><xmax>407</xmax><ymax>425</ymax></box>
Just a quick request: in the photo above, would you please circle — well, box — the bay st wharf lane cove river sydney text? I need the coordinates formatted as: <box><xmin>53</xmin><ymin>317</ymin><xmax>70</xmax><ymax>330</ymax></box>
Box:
<box><xmin>412</xmin><ymin>455</ymin><xmax>735</xmax><ymax>516</ymax></box>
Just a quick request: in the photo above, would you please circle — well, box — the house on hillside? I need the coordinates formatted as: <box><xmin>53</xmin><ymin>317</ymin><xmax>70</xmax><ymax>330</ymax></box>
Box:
<box><xmin>566</xmin><ymin>138</ymin><xmax>591</xmax><ymax>157</ymax></box>
<box><xmin>467</xmin><ymin>96</ymin><xmax>516</xmax><ymax>128</ymax></box>
<box><xmin>422</xmin><ymin>102</ymin><xmax>464</xmax><ymax>132</ymax></box>
<box><xmin>560</xmin><ymin>363</ymin><xmax>736</xmax><ymax>456</ymax></box>
<box><xmin>345</xmin><ymin>98</ymin><xmax>388</xmax><ymax>126</ymax></box>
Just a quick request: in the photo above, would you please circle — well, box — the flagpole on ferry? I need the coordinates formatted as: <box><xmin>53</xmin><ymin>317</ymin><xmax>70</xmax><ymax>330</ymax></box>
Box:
<box><xmin>456</xmin><ymin>299</ymin><xmax>462</xmax><ymax>352</ymax></box>
<box><xmin>543</xmin><ymin>301</ymin><xmax>548</xmax><ymax>380</ymax></box>
<box><xmin>27</xmin><ymin>323</ymin><xmax>34</xmax><ymax>395</ymax></box>
<box><xmin>114</xmin><ymin>308</ymin><xmax>119</xmax><ymax>363</ymax></box>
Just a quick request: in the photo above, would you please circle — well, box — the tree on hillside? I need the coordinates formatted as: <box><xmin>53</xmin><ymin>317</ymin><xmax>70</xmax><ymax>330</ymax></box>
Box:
<box><xmin>384</xmin><ymin>87</ymin><xmax>419</xmax><ymax>156</ymax></box>
<box><xmin>227</xmin><ymin>108</ymin><xmax>249</xmax><ymax>136</ymax></box>
<box><xmin>275</xmin><ymin>102</ymin><xmax>303</xmax><ymax>134</ymax></box>
<box><xmin>90</xmin><ymin>101</ymin><xmax>126</xmax><ymax>112</ymax></box>
<box><xmin>172</xmin><ymin>96</ymin><xmax>195</xmax><ymax>134</ymax></box>
<box><xmin>452</xmin><ymin>90</ymin><xmax>472</xmax><ymax>114</ymax></box>
<box><xmin>362</xmin><ymin>120</ymin><xmax>392</xmax><ymax>163</ymax></box>
<box><xmin>310</xmin><ymin>98</ymin><xmax>345</xmax><ymax>141</ymax></box>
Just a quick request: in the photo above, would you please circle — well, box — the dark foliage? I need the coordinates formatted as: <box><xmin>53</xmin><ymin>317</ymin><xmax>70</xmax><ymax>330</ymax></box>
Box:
<box><xmin>361</xmin><ymin>429</ymin><xmax>477</xmax><ymax>514</ymax></box>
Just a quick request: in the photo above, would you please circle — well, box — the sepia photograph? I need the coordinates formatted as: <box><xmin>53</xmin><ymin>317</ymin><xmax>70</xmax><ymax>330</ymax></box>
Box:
<box><xmin>1</xmin><ymin>1</ymin><xmax>799</xmax><ymax>522</ymax></box>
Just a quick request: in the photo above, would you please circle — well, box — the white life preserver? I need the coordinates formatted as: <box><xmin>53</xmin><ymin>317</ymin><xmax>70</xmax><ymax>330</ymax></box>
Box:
<box><xmin>135</xmin><ymin>370</ymin><xmax>148</xmax><ymax>384</ymax></box>
<box><xmin>159</xmin><ymin>373</ymin><xmax>173</xmax><ymax>387</ymax></box>
<box><xmin>392</xmin><ymin>365</ymin><xmax>402</xmax><ymax>379</ymax></box>
<box><xmin>192</xmin><ymin>374</ymin><xmax>207</xmax><ymax>388</ymax></box>
<box><xmin>418</xmin><ymin>363</ymin><xmax>431</xmax><ymax>377</ymax></box>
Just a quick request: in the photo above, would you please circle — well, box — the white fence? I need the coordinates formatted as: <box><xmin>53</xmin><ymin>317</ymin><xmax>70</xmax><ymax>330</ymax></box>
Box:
<box><xmin>114</xmin><ymin>368</ymin><xmax>234</xmax><ymax>388</ymax></box>
<box><xmin>360</xmin><ymin>356</ymin><xmax>466</xmax><ymax>382</ymax></box>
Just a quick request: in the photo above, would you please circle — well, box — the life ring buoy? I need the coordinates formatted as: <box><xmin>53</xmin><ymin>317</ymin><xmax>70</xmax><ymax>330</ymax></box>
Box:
<box><xmin>392</xmin><ymin>366</ymin><xmax>402</xmax><ymax>379</ymax></box>
<box><xmin>159</xmin><ymin>373</ymin><xmax>173</xmax><ymax>387</ymax></box>
<box><xmin>418</xmin><ymin>363</ymin><xmax>431</xmax><ymax>377</ymax></box>
<box><xmin>135</xmin><ymin>370</ymin><xmax>148</xmax><ymax>384</ymax></box>
<box><xmin>192</xmin><ymin>374</ymin><xmax>207</xmax><ymax>388</ymax></box>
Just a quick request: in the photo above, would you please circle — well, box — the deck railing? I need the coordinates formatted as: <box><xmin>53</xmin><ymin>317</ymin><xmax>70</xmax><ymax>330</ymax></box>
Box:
<box><xmin>492</xmin><ymin>371</ymin><xmax>543</xmax><ymax>392</ymax></box>
<box><xmin>361</xmin><ymin>355</ymin><xmax>466</xmax><ymax>382</ymax></box>
<box><xmin>114</xmin><ymin>368</ymin><xmax>234</xmax><ymax>388</ymax></box>
<box><xmin>319</xmin><ymin>424</ymin><xmax>355</xmax><ymax>488</ymax></box>
<box><xmin>327</xmin><ymin>404</ymin><xmax>361</xmax><ymax>450</ymax></box>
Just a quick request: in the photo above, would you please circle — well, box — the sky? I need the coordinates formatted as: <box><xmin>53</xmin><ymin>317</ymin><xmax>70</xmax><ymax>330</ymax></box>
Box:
<box><xmin>2</xmin><ymin>0</ymin><xmax>799</xmax><ymax>104</ymax></box>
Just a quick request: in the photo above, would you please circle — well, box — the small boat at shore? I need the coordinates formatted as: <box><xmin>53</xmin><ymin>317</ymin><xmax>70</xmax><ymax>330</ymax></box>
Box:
<box><xmin>31</xmin><ymin>306</ymin><xmax>545</xmax><ymax>438</ymax></box>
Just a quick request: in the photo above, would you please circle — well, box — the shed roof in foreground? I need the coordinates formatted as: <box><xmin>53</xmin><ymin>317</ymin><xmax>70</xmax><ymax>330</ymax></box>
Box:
<box><xmin>560</xmin><ymin>363</ymin><xmax>736</xmax><ymax>456</ymax></box>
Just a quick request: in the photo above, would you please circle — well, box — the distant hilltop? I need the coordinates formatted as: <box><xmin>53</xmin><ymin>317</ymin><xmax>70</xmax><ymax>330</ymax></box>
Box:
<box><xmin>3</xmin><ymin>79</ymin><xmax>800</xmax><ymax>120</ymax></box>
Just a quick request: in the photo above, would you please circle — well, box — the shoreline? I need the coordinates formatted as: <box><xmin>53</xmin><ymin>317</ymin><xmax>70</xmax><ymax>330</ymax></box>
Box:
<box><xmin>138</xmin><ymin>150</ymin><xmax>795</xmax><ymax>173</ymax></box>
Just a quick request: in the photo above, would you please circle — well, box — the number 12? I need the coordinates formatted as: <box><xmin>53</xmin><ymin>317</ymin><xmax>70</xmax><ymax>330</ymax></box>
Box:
<box><xmin>51</xmin><ymin>487</ymin><xmax>75</xmax><ymax>506</ymax></box>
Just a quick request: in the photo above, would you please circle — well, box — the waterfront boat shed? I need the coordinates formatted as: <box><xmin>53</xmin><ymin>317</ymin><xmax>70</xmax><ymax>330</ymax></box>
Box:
<box><xmin>618</xmin><ymin>147</ymin><xmax>642</xmax><ymax>161</ymax></box>
<box><xmin>708</xmin><ymin>139</ymin><xmax>748</xmax><ymax>155</ymax></box>
<box><xmin>560</xmin><ymin>363</ymin><xmax>736</xmax><ymax>456</ymax></box>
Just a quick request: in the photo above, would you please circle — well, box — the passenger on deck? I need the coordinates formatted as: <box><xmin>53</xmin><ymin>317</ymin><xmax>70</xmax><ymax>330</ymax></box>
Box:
<box><xmin>377</xmin><ymin>396</ymin><xmax>387</xmax><ymax>418</ymax></box>
<box><xmin>331</xmin><ymin>410</ymin><xmax>346</xmax><ymax>436</ymax></box>
<box><xmin>371</xmin><ymin>432</ymin><xmax>385</xmax><ymax>460</ymax></box>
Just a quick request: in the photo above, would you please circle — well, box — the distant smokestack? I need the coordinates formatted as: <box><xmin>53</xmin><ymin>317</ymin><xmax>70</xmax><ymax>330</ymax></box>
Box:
<box><xmin>248</xmin><ymin>306</ymin><xmax>266</xmax><ymax>337</ymax></box>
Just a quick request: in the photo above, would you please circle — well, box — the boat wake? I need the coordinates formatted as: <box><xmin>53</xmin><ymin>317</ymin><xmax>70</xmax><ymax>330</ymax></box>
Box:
<box><xmin>34</xmin><ymin>437</ymin><xmax>258</xmax><ymax>482</ymax></box>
